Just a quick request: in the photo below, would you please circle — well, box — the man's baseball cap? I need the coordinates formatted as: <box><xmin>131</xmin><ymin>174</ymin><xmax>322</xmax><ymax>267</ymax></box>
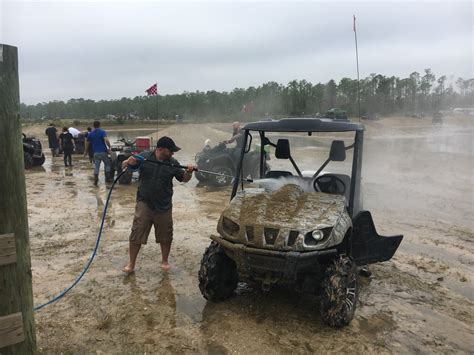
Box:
<box><xmin>156</xmin><ymin>136</ymin><xmax>181</xmax><ymax>152</ymax></box>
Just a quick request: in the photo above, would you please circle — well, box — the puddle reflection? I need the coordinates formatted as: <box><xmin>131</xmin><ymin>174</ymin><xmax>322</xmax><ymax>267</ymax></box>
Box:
<box><xmin>121</xmin><ymin>268</ymin><xmax>208</xmax><ymax>330</ymax></box>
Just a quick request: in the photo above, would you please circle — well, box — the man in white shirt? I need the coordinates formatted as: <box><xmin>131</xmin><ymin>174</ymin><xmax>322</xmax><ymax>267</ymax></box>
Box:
<box><xmin>68</xmin><ymin>127</ymin><xmax>81</xmax><ymax>138</ymax></box>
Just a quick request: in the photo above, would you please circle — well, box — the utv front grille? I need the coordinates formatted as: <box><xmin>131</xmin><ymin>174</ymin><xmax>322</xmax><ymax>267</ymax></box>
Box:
<box><xmin>245</xmin><ymin>226</ymin><xmax>255</xmax><ymax>241</ymax></box>
<box><xmin>264</xmin><ymin>228</ymin><xmax>279</xmax><ymax>245</ymax></box>
<box><xmin>287</xmin><ymin>230</ymin><xmax>299</xmax><ymax>246</ymax></box>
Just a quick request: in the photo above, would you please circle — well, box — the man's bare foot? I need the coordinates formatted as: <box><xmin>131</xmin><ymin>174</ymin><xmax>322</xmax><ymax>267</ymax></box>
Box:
<box><xmin>160</xmin><ymin>262</ymin><xmax>170</xmax><ymax>271</ymax></box>
<box><xmin>122</xmin><ymin>265</ymin><xmax>134</xmax><ymax>274</ymax></box>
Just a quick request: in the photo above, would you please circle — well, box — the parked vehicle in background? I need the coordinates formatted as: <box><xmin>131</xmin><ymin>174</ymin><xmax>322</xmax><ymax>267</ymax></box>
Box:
<box><xmin>432</xmin><ymin>111</ymin><xmax>443</xmax><ymax>125</ymax></box>
<box><xmin>22</xmin><ymin>133</ymin><xmax>45</xmax><ymax>169</ymax></box>
<box><xmin>325</xmin><ymin>108</ymin><xmax>349</xmax><ymax>121</ymax></box>
<box><xmin>110</xmin><ymin>136</ymin><xmax>154</xmax><ymax>184</ymax></box>
<box><xmin>405</xmin><ymin>112</ymin><xmax>425</xmax><ymax>119</ymax></box>
<box><xmin>74</xmin><ymin>132</ymin><xmax>87</xmax><ymax>154</ymax></box>
<box><xmin>361</xmin><ymin>113</ymin><xmax>379</xmax><ymax>121</ymax></box>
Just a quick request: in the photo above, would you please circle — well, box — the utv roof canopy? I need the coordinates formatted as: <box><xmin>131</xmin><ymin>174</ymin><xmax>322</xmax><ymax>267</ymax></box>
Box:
<box><xmin>243</xmin><ymin>118</ymin><xmax>364</xmax><ymax>133</ymax></box>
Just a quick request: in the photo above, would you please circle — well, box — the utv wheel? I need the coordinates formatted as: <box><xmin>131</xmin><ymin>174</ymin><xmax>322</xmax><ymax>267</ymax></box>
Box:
<box><xmin>115</xmin><ymin>156</ymin><xmax>132</xmax><ymax>184</ymax></box>
<box><xmin>33</xmin><ymin>154</ymin><xmax>45</xmax><ymax>166</ymax></box>
<box><xmin>118</xmin><ymin>169</ymin><xmax>132</xmax><ymax>184</ymax></box>
<box><xmin>194</xmin><ymin>171</ymin><xmax>208</xmax><ymax>183</ymax></box>
<box><xmin>113</xmin><ymin>165</ymin><xmax>133</xmax><ymax>185</ymax></box>
<box><xmin>199</xmin><ymin>241</ymin><xmax>238</xmax><ymax>302</ymax></box>
<box><xmin>320</xmin><ymin>256</ymin><xmax>358</xmax><ymax>327</ymax></box>
<box><xmin>209</xmin><ymin>165</ymin><xmax>233</xmax><ymax>187</ymax></box>
<box><xmin>24</xmin><ymin>152</ymin><xmax>33</xmax><ymax>169</ymax></box>
<box><xmin>105</xmin><ymin>168</ymin><xmax>116</xmax><ymax>183</ymax></box>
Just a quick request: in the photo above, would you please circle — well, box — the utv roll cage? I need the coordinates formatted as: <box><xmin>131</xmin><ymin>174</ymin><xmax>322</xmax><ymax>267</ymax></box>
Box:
<box><xmin>231</xmin><ymin>118</ymin><xmax>365</xmax><ymax>218</ymax></box>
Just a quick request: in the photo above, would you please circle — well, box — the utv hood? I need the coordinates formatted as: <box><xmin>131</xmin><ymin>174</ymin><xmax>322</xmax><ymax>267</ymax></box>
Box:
<box><xmin>221</xmin><ymin>184</ymin><xmax>346</xmax><ymax>233</ymax></box>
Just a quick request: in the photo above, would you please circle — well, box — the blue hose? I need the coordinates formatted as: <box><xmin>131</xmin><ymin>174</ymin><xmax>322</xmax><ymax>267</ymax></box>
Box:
<box><xmin>34</xmin><ymin>170</ymin><xmax>127</xmax><ymax>311</ymax></box>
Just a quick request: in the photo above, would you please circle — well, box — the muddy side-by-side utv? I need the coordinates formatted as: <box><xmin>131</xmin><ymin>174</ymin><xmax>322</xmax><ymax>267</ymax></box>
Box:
<box><xmin>198</xmin><ymin>118</ymin><xmax>403</xmax><ymax>327</ymax></box>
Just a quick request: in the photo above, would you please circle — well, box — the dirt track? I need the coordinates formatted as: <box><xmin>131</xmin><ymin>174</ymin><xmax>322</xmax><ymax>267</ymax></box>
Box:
<box><xmin>23</xmin><ymin>117</ymin><xmax>473</xmax><ymax>353</ymax></box>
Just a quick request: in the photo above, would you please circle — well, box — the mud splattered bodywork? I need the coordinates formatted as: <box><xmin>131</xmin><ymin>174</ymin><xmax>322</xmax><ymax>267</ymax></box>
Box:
<box><xmin>216</xmin><ymin>184</ymin><xmax>352</xmax><ymax>251</ymax></box>
<box><xmin>199</xmin><ymin>118</ymin><xmax>403</xmax><ymax>327</ymax></box>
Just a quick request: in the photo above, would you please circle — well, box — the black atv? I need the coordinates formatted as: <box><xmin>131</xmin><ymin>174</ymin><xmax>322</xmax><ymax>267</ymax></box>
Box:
<box><xmin>110</xmin><ymin>138</ymin><xmax>136</xmax><ymax>184</ymax></box>
<box><xmin>74</xmin><ymin>133</ymin><xmax>87</xmax><ymax>154</ymax></box>
<box><xmin>22</xmin><ymin>133</ymin><xmax>45</xmax><ymax>169</ymax></box>
<box><xmin>194</xmin><ymin>142</ymin><xmax>268</xmax><ymax>187</ymax></box>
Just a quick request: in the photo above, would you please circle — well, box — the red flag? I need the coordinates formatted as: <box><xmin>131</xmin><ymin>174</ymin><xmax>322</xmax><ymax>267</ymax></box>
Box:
<box><xmin>145</xmin><ymin>83</ymin><xmax>158</xmax><ymax>96</ymax></box>
<box><xmin>353</xmin><ymin>15</ymin><xmax>356</xmax><ymax>32</ymax></box>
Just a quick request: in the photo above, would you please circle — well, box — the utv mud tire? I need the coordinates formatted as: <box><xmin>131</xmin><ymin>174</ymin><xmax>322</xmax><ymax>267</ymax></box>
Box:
<box><xmin>320</xmin><ymin>256</ymin><xmax>358</xmax><ymax>327</ymax></box>
<box><xmin>24</xmin><ymin>152</ymin><xmax>33</xmax><ymax>169</ymax></box>
<box><xmin>209</xmin><ymin>166</ymin><xmax>234</xmax><ymax>187</ymax></box>
<box><xmin>33</xmin><ymin>154</ymin><xmax>45</xmax><ymax>167</ymax></box>
<box><xmin>105</xmin><ymin>168</ymin><xmax>116</xmax><ymax>183</ymax></box>
<box><xmin>194</xmin><ymin>171</ymin><xmax>208</xmax><ymax>183</ymax></box>
<box><xmin>118</xmin><ymin>169</ymin><xmax>133</xmax><ymax>184</ymax></box>
<box><xmin>199</xmin><ymin>241</ymin><xmax>238</xmax><ymax>302</ymax></box>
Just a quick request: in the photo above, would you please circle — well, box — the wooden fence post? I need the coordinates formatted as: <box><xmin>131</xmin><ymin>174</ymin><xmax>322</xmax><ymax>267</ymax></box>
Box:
<box><xmin>0</xmin><ymin>44</ymin><xmax>37</xmax><ymax>354</ymax></box>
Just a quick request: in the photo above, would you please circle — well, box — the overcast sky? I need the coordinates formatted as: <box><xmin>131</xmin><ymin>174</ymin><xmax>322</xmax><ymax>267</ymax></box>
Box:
<box><xmin>1</xmin><ymin>0</ymin><xmax>472</xmax><ymax>104</ymax></box>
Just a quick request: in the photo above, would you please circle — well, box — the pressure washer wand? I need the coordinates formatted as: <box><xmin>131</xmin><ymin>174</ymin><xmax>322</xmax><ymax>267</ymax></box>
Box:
<box><xmin>130</xmin><ymin>155</ymin><xmax>254</xmax><ymax>183</ymax></box>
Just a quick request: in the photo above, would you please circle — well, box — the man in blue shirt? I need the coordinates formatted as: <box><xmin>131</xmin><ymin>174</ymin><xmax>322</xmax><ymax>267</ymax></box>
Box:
<box><xmin>85</xmin><ymin>120</ymin><xmax>112</xmax><ymax>186</ymax></box>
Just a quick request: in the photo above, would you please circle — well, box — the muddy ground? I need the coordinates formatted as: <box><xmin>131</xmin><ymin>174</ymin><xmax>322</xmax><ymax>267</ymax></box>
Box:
<box><xmin>23</xmin><ymin>116</ymin><xmax>473</xmax><ymax>353</ymax></box>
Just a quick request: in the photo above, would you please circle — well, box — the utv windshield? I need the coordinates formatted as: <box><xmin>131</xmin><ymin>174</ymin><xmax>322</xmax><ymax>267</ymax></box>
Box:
<box><xmin>231</xmin><ymin>118</ymin><xmax>364</xmax><ymax>217</ymax></box>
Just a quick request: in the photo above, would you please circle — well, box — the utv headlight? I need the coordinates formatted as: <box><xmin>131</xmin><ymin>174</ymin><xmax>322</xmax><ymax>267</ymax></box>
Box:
<box><xmin>311</xmin><ymin>230</ymin><xmax>324</xmax><ymax>241</ymax></box>
<box><xmin>304</xmin><ymin>228</ymin><xmax>332</xmax><ymax>246</ymax></box>
<box><xmin>222</xmin><ymin>217</ymin><xmax>239</xmax><ymax>236</ymax></box>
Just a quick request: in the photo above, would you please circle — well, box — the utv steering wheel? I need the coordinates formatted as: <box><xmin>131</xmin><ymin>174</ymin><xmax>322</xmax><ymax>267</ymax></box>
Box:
<box><xmin>313</xmin><ymin>175</ymin><xmax>346</xmax><ymax>195</ymax></box>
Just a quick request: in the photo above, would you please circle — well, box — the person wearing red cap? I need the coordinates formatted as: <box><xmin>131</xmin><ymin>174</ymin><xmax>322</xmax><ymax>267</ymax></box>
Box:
<box><xmin>121</xmin><ymin>136</ymin><xmax>194</xmax><ymax>273</ymax></box>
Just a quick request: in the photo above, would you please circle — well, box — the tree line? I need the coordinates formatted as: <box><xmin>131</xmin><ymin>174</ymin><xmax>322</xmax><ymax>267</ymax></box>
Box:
<box><xmin>20</xmin><ymin>69</ymin><xmax>474</xmax><ymax>121</ymax></box>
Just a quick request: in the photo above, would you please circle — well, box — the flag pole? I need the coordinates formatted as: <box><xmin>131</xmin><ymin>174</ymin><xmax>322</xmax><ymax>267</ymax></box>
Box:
<box><xmin>145</xmin><ymin>83</ymin><xmax>159</xmax><ymax>136</ymax></box>
<box><xmin>155</xmin><ymin>82</ymin><xmax>158</xmax><ymax>134</ymax></box>
<box><xmin>353</xmin><ymin>14</ymin><xmax>361</xmax><ymax>122</ymax></box>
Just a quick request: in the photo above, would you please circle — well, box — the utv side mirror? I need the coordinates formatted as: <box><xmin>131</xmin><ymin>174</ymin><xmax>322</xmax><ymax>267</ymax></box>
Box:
<box><xmin>330</xmin><ymin>140</ymin><xmax>346</xmax><ymax>161</ymax></box>
<box><xmin>275</xmin><ymin>139</ymin><xmax>291</xmax><ymax>159</ymax></box>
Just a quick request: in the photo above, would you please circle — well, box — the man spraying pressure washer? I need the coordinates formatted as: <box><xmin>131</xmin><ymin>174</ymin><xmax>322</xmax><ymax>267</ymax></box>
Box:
<box><xmin>121</xmin><ymin>136</ymin><xmax>194</xmax><ymax>273</ymax></box>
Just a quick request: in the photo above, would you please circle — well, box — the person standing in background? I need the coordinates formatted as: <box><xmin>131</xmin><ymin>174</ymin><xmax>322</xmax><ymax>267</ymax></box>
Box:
<box><xmin>223</xmin><ymin>121</ymin><xmax>244</xmax><ymax>149</ymax></box>
<box><xmin>45</xmin><ymin>123</ymin><xmax>60</xmax><ymax>157</ymax></box>
<box><xmin>85</xmin><ymin>120</ymin><xmax>112</xmax><ymax>186</ymax></box>
<box><xmin>59</xmin><ymin>126</ymin><xmax>75</xmax><ymax>167</ymax></box>
<box><xmin>85</xmin><ymin>127</ymin><xmax>94</xmax><ymax>163</ymax></box>
<box><xmin>68</xmin><ymin>126</ymin><xmax>81</xmax><ymax>153</ymax></box>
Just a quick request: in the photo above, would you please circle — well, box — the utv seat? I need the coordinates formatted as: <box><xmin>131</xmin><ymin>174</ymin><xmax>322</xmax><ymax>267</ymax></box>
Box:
<box><xmin>317</xmin><ymin>173</ymin><xmax>351</xmax><ymax>203</ymax></box>
<box><xmin>264</xmin><ymin>170</ymin><xmax>293</xmax><ymax>179</ymax></box>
